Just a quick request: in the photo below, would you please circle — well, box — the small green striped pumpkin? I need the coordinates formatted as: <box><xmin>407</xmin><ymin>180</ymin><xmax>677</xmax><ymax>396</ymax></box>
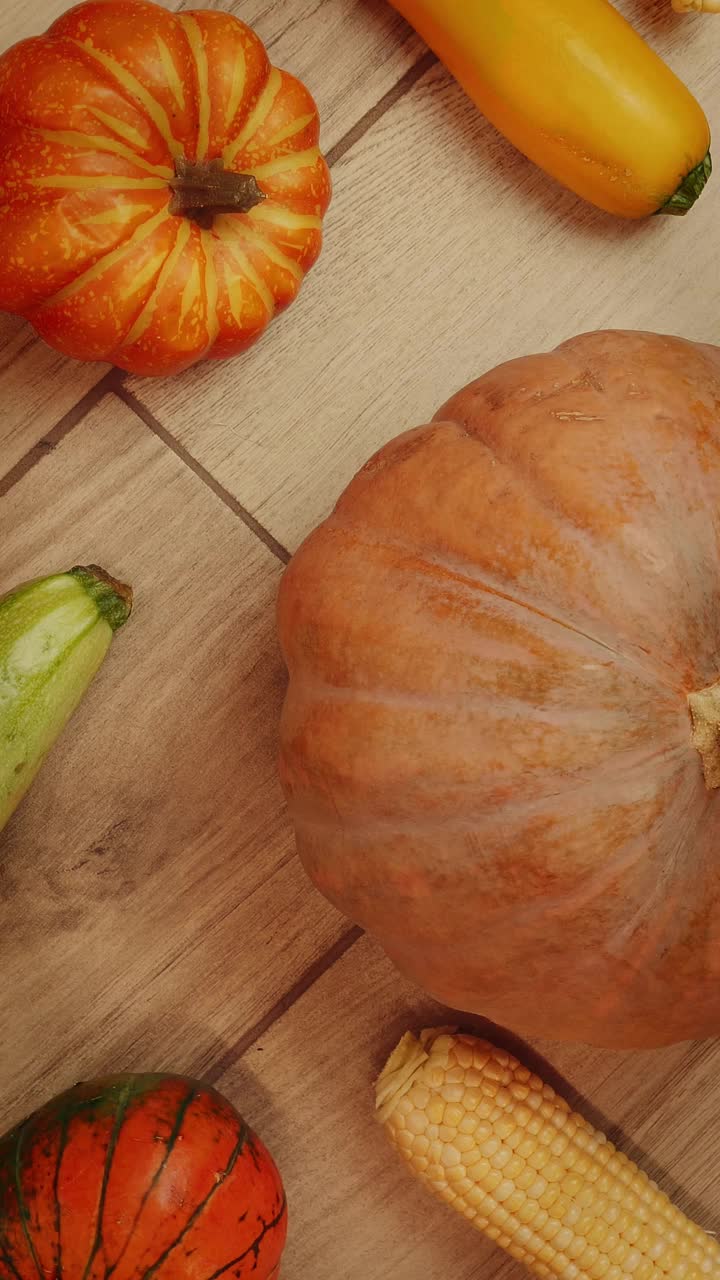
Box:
<box><xmin>0</xmin><ymin>1074</ymin><xmax>286</xmax><ymax>1280</ymax></box>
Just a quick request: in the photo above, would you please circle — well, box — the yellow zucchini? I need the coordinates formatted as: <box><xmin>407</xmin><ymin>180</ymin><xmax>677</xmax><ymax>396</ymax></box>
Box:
<box><xmin>389</xmin><ymin>0</ymin><xmax>711</xmax><ymax>217</ymax></box>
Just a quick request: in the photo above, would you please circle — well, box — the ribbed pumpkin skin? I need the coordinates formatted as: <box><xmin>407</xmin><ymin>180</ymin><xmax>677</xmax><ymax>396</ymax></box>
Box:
<box><xmin>278</xmin><ymin>330</ymin><xmax>720</xmax><ymax>1050</ymax></box>
<box><xmin>0</xmin><ymin>0</ymin><xmax>331</xmax><ymax>376</ymax></box>
<box><xmin>0</xmin><ymin>1075</ymin><xmax>286</xmax><ymax>1280</ymax></box>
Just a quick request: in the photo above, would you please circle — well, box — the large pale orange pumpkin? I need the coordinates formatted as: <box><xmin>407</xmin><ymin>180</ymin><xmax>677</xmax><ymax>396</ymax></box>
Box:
<box><xmin>0</xmin><ymin>0</ymin><xmax>330</xmax><ymax>376</ymax></box>
<box><xmin>278</xmin><ymin>330</ymin><xmax>720</xmax><ymax>1050</ymax></box>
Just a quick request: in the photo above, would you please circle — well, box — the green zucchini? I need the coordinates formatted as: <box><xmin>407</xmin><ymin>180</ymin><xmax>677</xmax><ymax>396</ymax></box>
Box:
<box><xmin>0</xmin><ymin>565</ymin><xmax>132</xmax><ymax>834</ymax></box>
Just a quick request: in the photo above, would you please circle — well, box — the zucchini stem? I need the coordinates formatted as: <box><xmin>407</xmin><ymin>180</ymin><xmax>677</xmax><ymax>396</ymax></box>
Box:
<box><xmin>68</xmin><ymin>565</ymin><xmax>133</xmax><ymax>631</ymax></box>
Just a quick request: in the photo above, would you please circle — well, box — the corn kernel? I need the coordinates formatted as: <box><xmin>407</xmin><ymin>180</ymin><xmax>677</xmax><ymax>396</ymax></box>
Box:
<box><xmin>426</xmin><ymin>1098</ymin><xmax>444</xmax><ymax>1125</ymax></box>
<box><xmin>550</xmin><ymin>1193</ymin><xmax>571</xmax><ymax>1220</ymax></box>
<box><xmin>563</xmin><ymin>1204</ymin><xmax>582</xmax><ymax>1230</ymax></box>
<box><xmin>445</xmin><ymin>1065</ymin><xmax>466</xmax><ymax>1085</ymax></box>
<box><xmin>463</xmin><ymin>1184</ymin><xmax>489</xmax><ymax>1210</ymax></box>
<box><xmin>516</xmin><ymin>1198</ymin><xmax>539</xmax><ymax>1226</ymax></box>
<box><xmin>495</xmin><ymin>1179</ymin><xmax>516</xmax><ymax>1204</ymax></box>
<box><xmin>517</xmin><ymin>1137</ymin><xmax>538</xmax><ymax>1161</ymax></box>
<box><xmin>633</xmin><ymin>1260</ymin><xmax>655</xmax><ymax>1280</ymax></box>
<box><xmin>489</xmin><ymin>1147</ymin><xmax>512</xmax><ymax>1171</ymax></box>
<box><xmin>484</xmin><ymin>1169</ymin><xmax>504</xmax><ymax>1193</ymax></box>
<box><xmin>464</xmin><ymin>1068</ymin><xmax>484</xmax><ymax>1086</ymax></box>
<box><xmin>485</xmin><ymin>1061</ymin><xmax>510</xmax><ymax>1083</ymax></box>
<box><xmin>538</xmin><ymin>1186</ymin><xmax>560</xmax><ymax>1212</ymax></box>
<box><xmin>505</xmin><ymin>1190</ymin><xmax>526</xmax><ymax>1215</ymax></box>
<box><xmin>507</xmin><ymin>1243</ymin><xmax>527</xmax><ymax>1262</ymax></box>
<box><xmin>559</xmin><ymin>1259</ymin><xmax>579</xmax><ymax>1280</ymax></box>
<box><xmin>480</xmin><ymin>1136</ymin><xmax>501</xmax><ymax>1158</ymax></box>
<box><xmin>409</xmin><ymin>1083</ymin><xmax>430</xmax><ymax>1109</ymax></box>
<box><xmin>504</xmin><ymin>1155</ymin><xmax>525</xmax><ymax>1180</ymax></box>
<box><xmin>452</xmin><ymin>1041</ymin><xmax>474</xmax><ymax>1069</ymax></box>
<box><xmin>443</xmin><ymin>1101</ymin><xmax>464</xmax><ymax>1127</ymax></box>
<box><xmin>458</xmin><ymin>1112</ymin><xmax>479</xmax><ymax>1136</ymax></box>
<box><xmin>565</xmin><ymin>1236</ymin><xmax>589</xmax><ymax>1262</ymax></box>
<box><xmin>494</xmin><ymin>1116</ymin><xmax>516</xmax><ymax>1141</ymax></box>
<box><xmin>452</xmin><ymin>1133</ymin><xmax>475</xmax><ymax>1156</ymax></box>
<box><xmin>466</xmin><ymin>1157</ymin><xmax>491</xmax><ymax>1183</ymax></box>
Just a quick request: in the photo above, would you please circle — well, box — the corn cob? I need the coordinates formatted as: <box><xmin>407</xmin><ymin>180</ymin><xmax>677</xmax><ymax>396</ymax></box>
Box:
<box><xmin>376</xmin><ymin>1028</ymin><xmax>720</xmax><ymax>1279</ymax></box>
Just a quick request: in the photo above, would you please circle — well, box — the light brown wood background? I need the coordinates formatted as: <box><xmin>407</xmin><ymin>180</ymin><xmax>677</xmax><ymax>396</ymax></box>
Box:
<box><xmin>1</xmin><ymin>2</ymin><xmax>720</xmax><ymax>1276</ymax></box>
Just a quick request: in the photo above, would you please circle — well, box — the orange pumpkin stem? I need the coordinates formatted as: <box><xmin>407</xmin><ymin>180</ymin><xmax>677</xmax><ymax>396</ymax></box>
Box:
<box><xmin>688</xmin><ymin>681</ymin><xmax>720</xmax><ymax>789</ymax></box>
<box><xmin>168</xmin><ymin>157</ymin><xmax>265</xmax><ymax>229</ymax></box>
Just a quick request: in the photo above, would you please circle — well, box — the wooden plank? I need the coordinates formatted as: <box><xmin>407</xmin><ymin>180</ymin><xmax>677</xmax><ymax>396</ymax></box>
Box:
<box><xmin>0</xmin><ymin>0</ymin><xmax>83</xmax><ymax>51</ymax></box>
<box><xmin>131</xmin><ymin>2</ymin><xmax>720</xmax><ymax>552</ymax></box>
<box><xmin>0</xmin><ymin>394</ymin><xmax>346</xmax><ymax>1132</ymax></box>
<box><xmin>0</xmin><ymin>308</ymin><xmax>106</xmax><ymax>480</ymax></box>
<box><xmin>0</xmin><ymin>0</ymin><xmax>420</xmax><ymax>474</ymax></box>
<box><xmin>213</xmin><ymin>935</ymin><xmax>718</xmax><ymax>1280</ymax></box>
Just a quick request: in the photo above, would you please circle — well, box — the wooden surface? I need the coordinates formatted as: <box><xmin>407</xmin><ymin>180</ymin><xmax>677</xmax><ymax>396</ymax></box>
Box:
<box><xmin>1</xmin><ymin>2</ymin><xmax>720</xmax><ymax>1277</ymax></box>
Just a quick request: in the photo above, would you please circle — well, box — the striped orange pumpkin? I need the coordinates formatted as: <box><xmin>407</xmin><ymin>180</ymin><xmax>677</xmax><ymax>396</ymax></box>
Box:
<box><xmin>0</xmin><ymin>0</ymin><xmax>331</xmax><ymax>376</ymax></box>
<box><xmin>0</xmin><ymin>1074</ymin><xmax>287</xmax><ymax>1280</ymax></box>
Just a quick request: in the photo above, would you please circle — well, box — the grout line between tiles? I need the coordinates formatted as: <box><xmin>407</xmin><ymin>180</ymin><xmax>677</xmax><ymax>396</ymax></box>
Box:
<box><xmin>0</xmin><ymin>370</ymin><xmax>122</xmax><ymax>498</ymax></box>
<box><xmin>203</xmin><ymin>925</ymin><xmax>364</xmax><ymax>1084</ymax></box>
<box><xmin>114</xmin><ymin>386</ymin><xmax>292</xmax><ymax>565</ymax></box>
<box><xmin>325</xmin><ymin>49</ymin><xmax>437</xmax><ymax>169</ymax></box>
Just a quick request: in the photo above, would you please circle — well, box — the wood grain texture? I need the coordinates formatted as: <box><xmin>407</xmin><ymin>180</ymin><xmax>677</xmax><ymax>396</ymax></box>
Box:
<box><xmin>131</xmin><ymin>1</ymin><xmax>720</xmax><ymax>552</ymax></box>
<box><xmin>0</xmin><ymin>393</ymin><xmax>346</xmax><ymax>1132</ymax></box>
<box><xmin>214</xmin><ymin>935</ymin><xmax>720</xmax><ymax>1280</ymax></box>
<box><xmin>0</xmin><ymin>311</ymin><xmax>106</xmax><ymax>480</ymax></box>
<box><xmin>0</xmin><ymin>0</ymin><xmax>420</xmax><ymax>476</ymax></box>
<box><xmin>0</xmin><ymin>0</ymin><xmax>81</xmax><ymax>51</ymax></box>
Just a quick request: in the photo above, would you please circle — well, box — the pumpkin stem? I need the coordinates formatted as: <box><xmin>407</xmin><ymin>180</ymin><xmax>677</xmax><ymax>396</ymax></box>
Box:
<box><xmin>688</xmin><ymin>680</ymin><xmax>720</xmax><ymax>788</ymax></box>
<box><xmin>168</xmin><ymin>157</ymin><xmax>265</xmax><ymax>229</ymax></box>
